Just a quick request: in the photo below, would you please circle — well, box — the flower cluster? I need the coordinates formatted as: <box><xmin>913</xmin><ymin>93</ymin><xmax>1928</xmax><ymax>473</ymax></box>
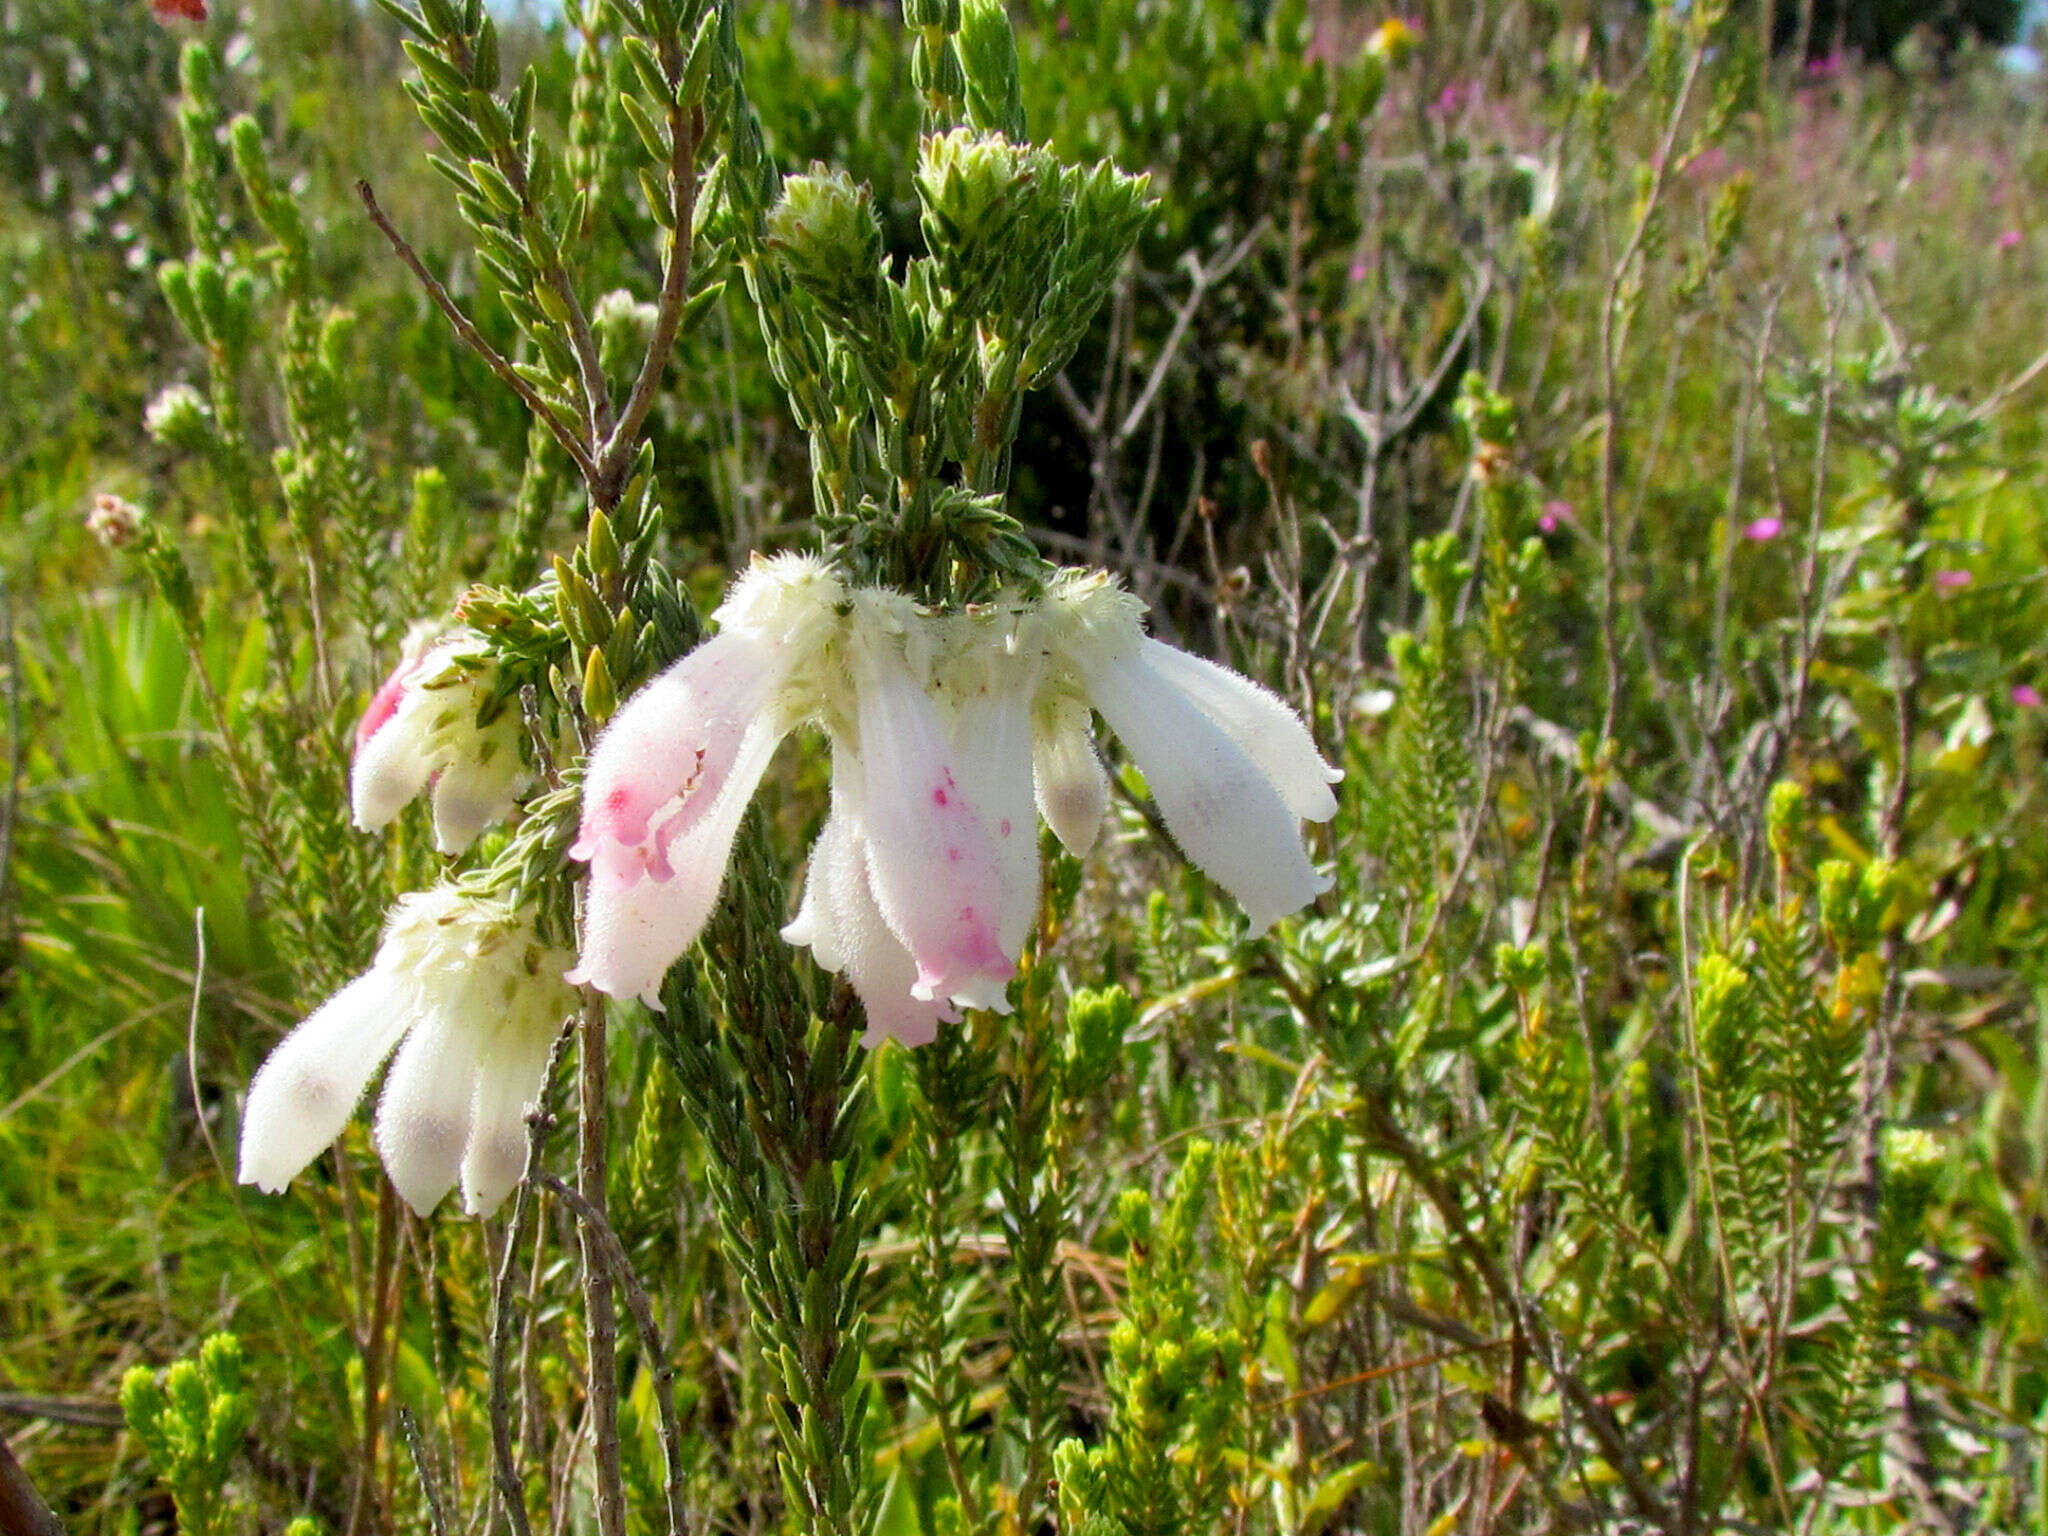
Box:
<box><xmin>238</xmin><ymin>885</ymin><xmax>576</xmax><ymax>1216</ymax></box>
<box><xmin>570</xmin><ymin>556</ymin><xmax>1341</xmax><ymax>1044</ymax></box>
<box><xmin>351</xmin><ymin>630</ymin><xmax>529</xmax><ymax>855</ymax></box>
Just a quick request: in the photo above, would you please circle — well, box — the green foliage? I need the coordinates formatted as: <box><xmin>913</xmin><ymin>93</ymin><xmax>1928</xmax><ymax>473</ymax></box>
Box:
<box><xmin>11</xmin><ymin>0</ymin><xmax>2048</xmax><ymax>1533</ymax></box>
<box><xmin>1057</xmin><ymin>1143</ymin><xmax>1247</xmax><ymax>1536</ymax></box>
<box><xmin>120</xmin><ymin>1335</ymin><xmax>255</xmax><ymax>1536</ymax></box>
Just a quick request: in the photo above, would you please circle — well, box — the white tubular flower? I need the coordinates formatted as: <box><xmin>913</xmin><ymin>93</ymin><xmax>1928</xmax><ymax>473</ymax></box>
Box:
<box><xmin>567</xmin><ymin>555</ymin><xmax>1341</xmax><ymax>1044</ymax></box>
<box><xmin>844</xmin><ymin>612</ymin><xmax>1013</xmax><ymax>1012</ymax></box>
<box><xmin>1030</xmin><ymin>692</ymin><xmax>1110</xmax><ymax>857</ymax></box>
<box><xmin>567</xmin><ymin>555</ymin><xmax>844</xmax><ymax>1006</ymax></box>
<box><xmin>782</xmin><ymin>761</ymin><xmax>954</xmax><ymax>1049</ymax></box>
<box><xmin>1037</xmin><ymin>571</ymin><xmax>1342</xmax><ymax>937</ymax></box>
<box><xmin>352</xmin><ymin>631</ymin><xmax>529</xmax><ymax>855</ymax></box>
<box><xmin>942</xmin><ymin>636</ymin><xmax>1042</xmax><ymax>985</ymax></box>
<box><xmin>237</xmin><ymin>886</ymin><xmax>576</xmax><ymax>1217</ymax></box>
<box><xmin>568</xmin><ymin>708</ymin><xmax>788</xmax><ymax>1006</ymax></box>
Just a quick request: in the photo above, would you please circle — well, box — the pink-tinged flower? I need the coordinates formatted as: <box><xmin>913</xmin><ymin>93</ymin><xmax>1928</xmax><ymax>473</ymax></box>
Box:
<box><xmin>1744</xmin><ymin>516</ymin><xmax>1784</xmax><ymax>543</ymax></box>
<box><xmin>568</xmin><ymin>555</ymin><xmax>842</xmax><ymax>1007</ymax></box>
<box><xmin>1348</xmin><ymin>259</ymin><xmax>1370</xmax><ymax>282</ymax></box>
<box><xmin>1539</xmin><ymin>499</ymin><xmax>1573</xmax><ymax>534</ymax></box>
<box><xmin>352</xmin><ymin>632</ymin><xmax>529</xmax><ymax>855</ymax></box>
<box><xmin>2012</xmin><ymin>683</ymin><xmax>2043</xmax><ymax>709</ymax></box>
<box><xmin>238</xmin><ymin>886</ymin><xmax>575</xmax><ymax>1217</ymax></box>
<box><xmin>843</xmin><ymin>622</ymin><xmax>1014</xmax><ymax>1011</ymax></box>
<box><xmin>783</xmin><ymin>763</ymin><xmax>954</xmax><ymax>1049</ymax></box>
<box><xmin>1804</xmin><ymin>51</ymin><xmax>1844</xmax><ymax>82</ymax></box>
<box><xmin>571</xmin><ymin>559</ymin><xmax>1341</xmax><ymax>1045</ymax></box>
<box><xmin>1934</xmin><ymin>568</ymin><xmax>1973</xmax><ymax>590</ymax></box>
<box><xmin>1998</xmin><ymin>228</ymin><xmax>2024</xmax><ymax>252</ymax></box>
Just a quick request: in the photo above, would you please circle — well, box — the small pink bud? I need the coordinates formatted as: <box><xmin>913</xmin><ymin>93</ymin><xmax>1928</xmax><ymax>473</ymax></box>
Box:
<box><xmin>1743</xmin><ymin>516</ymin><xmax>1783</xmax><ymax>543</ymax></box>
<box><xmin>1348</xmin><ymin>260</ymin><xmax>1369</xmax><ymax>282</ymax></box>
<box><xmin>1934</xmin><ymin>568</ymin><xmax>1973</xmax><ymax>591</ymax></box>
<box><xmin>2011</xmin><ymin>683</ymin><xmax>2042</xmax><ymax>709</ymax></box>
<box><xmin>1538</xmin><ymin>499</ymin><xmax>1572</xmax><ymax>534</ymax></box>
<box><xmin>1998</xmin><ymin>228</ymin><xmax>2024</xmax><ymax>252</ymax></box>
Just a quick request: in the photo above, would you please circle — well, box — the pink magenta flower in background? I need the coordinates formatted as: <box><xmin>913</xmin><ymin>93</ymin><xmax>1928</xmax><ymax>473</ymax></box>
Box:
<box><xmin>1538</xmin><ymin>499</ymin><xmax>1572</xmax><ymax>534</ymax></box>
<box><xmin>1934</xmin><ymin>569</ymin><xmax>1973</xmax><ymax>591</ymax></box>
<box><xmin>1744</xmin><ymin>516</ymin><xmax>1784</xmax><ymax>543</ymax></box>
<box><xmin>1998</xmin><ymin>229</ymin><xmax>2024</xmax><ymax>252</ymax></box>
<box><xmin>238</xmin><ymin>886</ymin><xmax>576</xmax><ymax>1217</ymax></box>
<box><xmin>352</xmin><ymin>631</ymin><xmax>530</xmax><ymax>855</ymax></box>
<box><xmin>2012</xmin><ymin>683</ymin><xmax>2043</xmax><ymax>709</ymax></box>
<box><xmin>566</xmin><ymin>558</ymin><xmax>1341</xmax><ymax>1042</ymax></box>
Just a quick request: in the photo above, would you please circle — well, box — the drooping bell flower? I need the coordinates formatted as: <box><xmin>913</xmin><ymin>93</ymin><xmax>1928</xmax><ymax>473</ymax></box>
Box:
<box><xmin>568</xmin><ymin>556</ymin><xmax>1340</xmax><ymax>1043</ymax></box>
<box><xmin>841</xmin><ymin>613</ymin><xmax>1016</xmax><ymax>1012</ymax></box>
<box><xmin>781</xmin><ymin>755</ymin><xmax>957</xmax><ymax>1049</ymax></box>
<box><xmin>567</xmin><ymin>555</ymin><xmax>844</xmax><ymax>1005</ymax></box>
<box><xmin>1028</xmin><ymin>570</ymin><xmax>1342</xmax><ymax>935</ymax></box>
<box><xmin>238</xmin><ymin>886</ymin><xmax>577</xmax><ymax>1216</ymax></box>
<box><xmin>353</xmin><ymin>631</ymin><xmax>529</xmax><ymax>855</ymax></box>
<box><xmin>568</xmin><ymin>556</ymin><xmax>1016</xmax><ymax>1017</ymax></box>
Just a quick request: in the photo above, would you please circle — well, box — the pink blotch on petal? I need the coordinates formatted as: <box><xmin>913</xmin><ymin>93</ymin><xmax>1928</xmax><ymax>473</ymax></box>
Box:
<box><xmin>355</xmin><ymin>658</ymin><xmax>421</xmax><ymax>751</ymax></box>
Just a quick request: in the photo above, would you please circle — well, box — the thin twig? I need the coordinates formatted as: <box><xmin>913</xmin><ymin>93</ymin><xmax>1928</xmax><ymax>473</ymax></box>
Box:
<box><xmin>348</xmin><ymin>1177</ymin><xmax>400</xmax><ymax>1536</ymax></box>
<box><xmin>397</xmin><ymin>1409</ymin><xmax>450</xmax><ymax>1536</ymax></box>
<box><xmin>593</xmin><ymin>101</ymin><xmax>703</xmax><ymax>506</ymax></box>
<box><xmin>1359</xmin><ymin>1094</ymin><xmax>1676</xmax><ymax>1531</ymax></box>
<box><xmin>0</xmin><ymin>1398</ymin><xmax>121</xmax><ymax>1430</ymax></box>
<box><xmin>488</xmin><ymin>1034</ymin><xmax>563</xmax><ymax>1536</ymax></box>
<box><xmin>0</xmin><ymin>568</ymin><xmax>20</xmax><ymax>951</ymax></box>
<box><xmin>575</xmin><ymin>998</ymin><xmax>628</xmax><ymax>1536</ymax></box>
<box><xmin>356</xmin><ymin>180</ymin><xmax>599</xmax><ymax>485</ymax></box>
<box><xmin>538</xmin><ymin>1176</ymin><xmax>690</xmax><ymax>1536</ymax></box>
<box><xmin>1114</xmin><ymin>223</ymin><xmax>1268</xmax><ymax>446</ymax></box>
